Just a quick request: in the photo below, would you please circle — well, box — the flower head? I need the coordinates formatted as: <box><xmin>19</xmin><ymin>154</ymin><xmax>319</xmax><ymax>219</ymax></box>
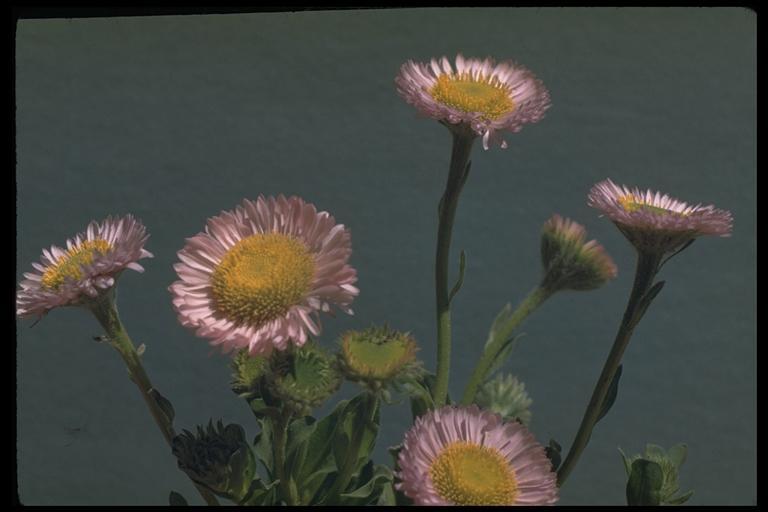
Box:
<box><xmin>169</xmin><ymin>195</ymin><xmax>359</xmax><ymax>356</ymax></box>
<box><xmin>395</xmin><ymin>405</ymin><xmax>558</xmax><ymax>506</ymax></box>
<box><xmin>16</xmin><ymin>215</ymin><xmax>153</xmax><ymax>319</ymax></box>
<box><xmin>588</xmin><ymin>179</ymin><xmax>733</xmax><ymax>255</ymax></box>
<box><xmin>395</xmin><ymin>54</ymin><xmax>551</xmax><ymax>149</ymax></box>
<box><xmin>230</xmin><ymin>349</ymin><xmax>270</xmax><ymax>398</ymax></box>
<box><xmin>337</xmin><ymin>325</ymin><xmax>421</xmax><ymax>391</ymax></box>
<box><xmin>475</xmin><ymin>373</ymin><xmax>533</xmax><ymax>426</ymax></box>
<box><xmin>540</xmin><ymin>214</ymin><xmax>617</xmax><ymax>292</ymax></box>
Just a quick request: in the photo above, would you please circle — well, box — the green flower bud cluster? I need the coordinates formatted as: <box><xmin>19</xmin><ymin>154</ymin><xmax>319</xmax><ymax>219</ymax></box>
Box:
<box><xmin>620</xmin><ymin>443</ymin><xmax>694</xmax><ymax>505</ymax></box>
<box><xmin>475</xmin><ymin>373</ymin><xmax>533</xmax><ymax>425</ymax></box>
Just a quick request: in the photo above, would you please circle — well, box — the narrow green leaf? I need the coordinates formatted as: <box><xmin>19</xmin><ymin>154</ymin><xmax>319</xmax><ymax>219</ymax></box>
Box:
<box><xmin>340</xmin><ymin>464</ymin><xmax>393</xmax><ymax>504</ymax></box>
<box><xmin>485</xmin><ymin>303</ymin><xmax>514</xmax><ymax>349</ymax></box>
<box><xmin>626</xmin><ymin>459</ymin><xmax>663</xmax><ymax>506</ymax></box>
<box><xmin>447</xmin><ymin>250</ymin><xmax>467</xmax><ymax>305</ymax></box>
<box><xmin>634</xmin><ymin>281</ymin><xmax>665</xmax><ymax>325</ymax></box>
<box><xmin>168</xmin><ymin>491</ymin><xmax>188</xmax><ymax>506</ymax></box>
<box><xmin>666</xmin><ymin>489</ymin><xmax>694</xmax><ymax>505</ymax></box>
<box><xmin>485</xmin><ymin>333</ymin><xmax>525</xmax><ymax>378</ymax></box>
<box><xmin>544</xmin><ymin>439</ymin><xmax>562</xmax><ymax>472</ymax></box>
<box><xmin>618</xmin><ymin>447</ymin><xmax>634</xmax><ymax>477</ymax></box>
<box><xmin>596</xmin><ymin>365</ymin><xmax>623</xmax><ymax>423</ymax></box>
<box><xmin>252</xmin><ymin>418</ymin><xmax>274</xmax><ymax>479</ymax></box>
<box><xmin>148</xmin><ymin>388</ymin><xmax>174</xmax><ymax>424</ymax></box>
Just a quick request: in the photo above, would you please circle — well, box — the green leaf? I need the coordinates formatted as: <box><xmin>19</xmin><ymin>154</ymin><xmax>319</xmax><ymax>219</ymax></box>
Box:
<box><xmin>596</xmin><ymin>364</ymin><xmax>623</xmax><ymax>424</ymax></box>
<box><xmin>409</xmin><ymin>373</ymin><xmax>437</xmax><ymax>420</ymax></box>
<box><xmin>252</xmin><ymin>418</ymin><xmax>274</xmax><ymax>479</ymax></box>
<box><xmin>332</xmin><ymin>394</ymin><xmax>379</xmax><ymax>480</ymax></box>
<box><xmin>339</xmin><ymin>464</ymin><xmax>394</xmax><ymax>505</ymax></box>
<box><xmin>626</xmin><ymin>459</ymin><xmax>663</xmax><ymax>506</ymax></box>
<box><xmin>148</xmin><ymin>388</ymin><xmax>175</xmax><ymax>424</ymax></box>
<box><xmin>618</xmin><ymin>447</ymin><xmax>634</xmax><ymax>477</ymax></box>
<box><xmin>286</xmin><ymin>416</ymin><xmax>316</xmax><ymax>472</ymax></box>
<box><xmin>666</xmin><ymin>489</ymin><xmax>694</xmax><ymax>505</ymax></box>
<box><xmin>168</xmin><ymin>491</ymin><xmax>188</xmax><ymax>506</ymax></box>
<box><xmin>239</xmin><ymin>478</ymin><xmax>279</xmax><ymax>506</ymax></box>
<box><xmin>485</xmin><ymin>303</ymin><xmax>514</xmax><ymax>350</ymax></box>
<box><xmin>634</xmin><ymin>281</ymin><xmax>666</xmax><ymax>325</ymax></box>
<box><xmin>485</xmin><ymin>333</ymin><xmax>525</xmax><ymax>378</ymax></box>
<box><xmin>667</xmin><ymin>443</ymin><xmax>688</xmax><ymax>469</ymax></box>
<box><xmin>544</xmin><ymin>439</ymin><xmax>562</xmax><ymax>472</ymax></box>
<box><xmin>447</xmin><ymin>250</ymin><xmax>467</xmax><ymax>305</ymax></box>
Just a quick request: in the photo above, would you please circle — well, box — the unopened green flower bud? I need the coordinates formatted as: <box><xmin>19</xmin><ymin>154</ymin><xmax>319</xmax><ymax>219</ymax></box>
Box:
<box><xmin>230</xmin><ymin>349</ymin><xmax>270</xmax><ymax>398</ymax></box>
<box><xmin>620</xmin><ymin>443</ymin><xmax>694</xmax><ymax>505</ymax></box>
<box><xmin>540</xmin><ymin>214</ymin><xmax>617</xmax><ymax>293</ymax></box>
<box><xmin>337</xmin><ymin>325</ymin><xmax>421</xmax><ymax>391</ymax></box>
<box><xmin>267</xmin><ymin>342</ymin><xmax>341</xmax><ymax>416</ymax></box>
<box><xmin>475</xmin><ymin>373</ymin><xmax>533</xmax><ymax>425</ymax></box>
<box><xmin>172</xmin><ymin>420</ymin><xmax>256</xmax><ymax>502</ymax></box>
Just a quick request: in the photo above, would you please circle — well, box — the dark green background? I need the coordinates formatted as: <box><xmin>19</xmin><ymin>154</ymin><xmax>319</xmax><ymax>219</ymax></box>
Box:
<box><xmin>15</xmin><ymin>8</ymin><xmax>756</xmax><ymax>505</ymax></box>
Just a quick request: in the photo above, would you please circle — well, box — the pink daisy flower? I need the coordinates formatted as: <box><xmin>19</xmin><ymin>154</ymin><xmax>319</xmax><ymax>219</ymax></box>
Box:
<box><xmin>588</xmin><ymin>179</ymin><xmax>733</xmax><ymax>254</ymax></box>
<box><xmin>395</xmin><ymin>405</ymin><xmax>559</xmax><ymax>506</ymax></box>
<box><xmin>395</xmin><ymin>54</ymin><xmax>551</xmax><ymax>150</ymax></box>
<box><xmin>169</xmin><ymin>195</ymin><xmax>358</xmax><ymax>356</ymax></box>
<box><xmin>16</xmin><ymin>215</ymin><xmax>153</xmax><ymax>319</ymax></box>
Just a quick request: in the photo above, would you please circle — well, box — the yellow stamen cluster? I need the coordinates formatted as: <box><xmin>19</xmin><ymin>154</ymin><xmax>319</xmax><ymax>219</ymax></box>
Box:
<box><xmin>429</xmin><ymin>441</ymin><xmax>518</xmax><ymax>505</ymax></box>
<box><xmin>211</xmin><ymin>233</ymin><xmax>315</xmax><ymax>326</ymax></box>
<box><xmin>430</xmin><ymin>73</ymin><xmax>516</xmax><ymax>120</ymax></box>
<box><xmin>618</xmin><ymin>194</ymin><xmax>686</xmax><ymax>216</ymax></box>
<box><xmin>41</xmin><ymin>239</ymin><xmax>112</xmax><ymax>290</ymax></box>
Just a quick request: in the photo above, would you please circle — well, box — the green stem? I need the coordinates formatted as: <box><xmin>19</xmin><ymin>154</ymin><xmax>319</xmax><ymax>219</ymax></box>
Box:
<box><xmin>273</xmin><ymin>410</ymin><xmax>297</xmax><ymax>505</ymax></box>
<box><xmin>87</xmin><ymin>291</ymin><xmax>220</xmax><ymax>506</ymax></box>
<box><xmin>557</xmin><ymin>251</ymin><xmax>662</xmax><ymax>487</ymax></box>
<box><xmin>327</xmin><ymin>392</ymin><xmax>378</xmax><ymax>502</ymax></box>
<box><xmin>460</xmin><ymin>286</ymin><xmax>552</xmax><ymax>406</ymax></box>
<box><xmin>434</xmin><ymin>129</ymin><xmax>477</xmax><ymax>407</ymax></box>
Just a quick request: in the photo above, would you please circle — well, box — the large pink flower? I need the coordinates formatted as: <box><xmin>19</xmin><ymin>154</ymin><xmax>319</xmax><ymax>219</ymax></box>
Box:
<box><xmin>395</xmin><ymin>54</ymin><xmax>551</xmax><ymax>149</ymax></box>
<box><xmin>16</xmin><ymin>214</ymin><xmax>153</xmax><ymax>318</ymax></box>
<box><xmin>169</xmin><ymin>195</ymin><xmax>358</xmax><ymax>356</ymax></box>
<box><xmin>395</xmin><ymin>405</ymin><xmax>559</xmax><ymax>506</ymax></box>
<box><xmin>588</xmin><ymin>179</ymin><xmax>733</xmax><ymax>254</ymax></box>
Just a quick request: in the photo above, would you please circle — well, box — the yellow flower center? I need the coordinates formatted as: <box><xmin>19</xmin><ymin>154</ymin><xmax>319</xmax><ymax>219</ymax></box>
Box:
<box><xmin>430</xmin><ymin>73</ymin><xmax>516</xmax><ymax>120</ymax></box>
<box><xmin>618</xmin><ymin>194</ymin><xmax>686</xmax><ymax>216</ymax></box>
<box><xmin>211</xmin><ymin>233</ymin><xmax>315</xmax><ymax>326</ymax></box>
<box><xmin>40</xmin><ymin>239</ymin><xmax>112</xmax><ymax>290</ymax></box>
<box><xmin>429</xmin><ymin>441</ymin><xmax>518</xmax><ymax>505</ymax></box>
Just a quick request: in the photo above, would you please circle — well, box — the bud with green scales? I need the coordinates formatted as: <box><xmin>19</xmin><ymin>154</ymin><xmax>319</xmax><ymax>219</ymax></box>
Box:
<box><xmin>172</xmin><ymin>420</ymin><xmax>256</xmax><ymax>502</ymax></box>
<box><xmin>267</xmin><ymin>342</ymin><xmax>341</xmax><ymax>416</ymax></box>
<box><xmin>475</xmin><ymin>373</ymin><xmax>533</xmax><ymax>425</ymax></box>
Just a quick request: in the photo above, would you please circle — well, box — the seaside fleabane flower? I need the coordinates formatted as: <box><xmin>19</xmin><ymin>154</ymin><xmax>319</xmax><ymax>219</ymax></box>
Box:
<box><xmin>395</xmin><ymin>405</ymin><xmax>558</xmax><ymax>506</ymax></box>
<box><xmin>169</xmin><ymin>195</ymin><xmax>358</xmax><ymax>356</ymax></box>
<box><xmin>588</xmin><ymin>179</ymin><xmax>733</xmax><ymax>255</ymax></box>
<box><xmin>16</xmin><ymin>214</ymin><xmax>153</xmax><ymax>319</ymax></box>
<box><xmin>395</xmin><ymin>54</ymin><xmax>551</xmax><ymax>149</ymax></box>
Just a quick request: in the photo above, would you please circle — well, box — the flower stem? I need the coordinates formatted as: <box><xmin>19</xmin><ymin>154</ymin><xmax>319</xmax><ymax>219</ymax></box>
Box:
<box><xmin>460</xmin><ymin>286</ymin><xmax>552</xmax><ymax>406</ymax></box>
<box><xmin>87</xmin><ymin>291</ymin><xmax>220</xmax><ymax>506</ymax></box>
<box><xmin>326</xmin><ymin>392</ymin><xmax>378</xmax><ymax>503</ymax></box>
<box><xmin>434</xmin><ymin>129</ymin><xmax>476</xmax><ymax>407</ymax></box>
<box><xmin>273</xmin><ymin>409</ymin><xmax>297</xmax><ymax>505</ymax></box>
<box><xmin>556</xmin><ymin>251</ymin><xmax>662</xmax><ymax>487</ymax></box>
